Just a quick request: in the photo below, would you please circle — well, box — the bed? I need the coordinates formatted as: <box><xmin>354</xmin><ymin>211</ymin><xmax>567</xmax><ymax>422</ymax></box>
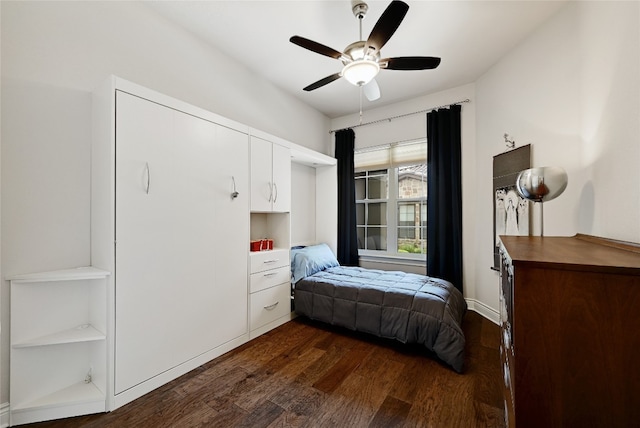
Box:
<box><xmin>291</xmin><ymin>244</ymin><xmax>467</xmax><ymax>373</ymax></box>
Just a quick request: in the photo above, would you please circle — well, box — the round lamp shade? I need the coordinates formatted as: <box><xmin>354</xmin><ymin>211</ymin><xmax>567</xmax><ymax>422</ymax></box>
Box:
<box><xmin>516</xmin><ymin>167</ymin><xmax>568</xmax><ymax>203</ymax></box>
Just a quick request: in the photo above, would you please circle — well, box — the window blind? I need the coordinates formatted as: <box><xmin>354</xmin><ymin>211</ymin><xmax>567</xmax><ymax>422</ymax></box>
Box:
<box><xmin>354</xmin><ymin>140</ymin><xmax>427</xmax><ymax>172</ymax></box>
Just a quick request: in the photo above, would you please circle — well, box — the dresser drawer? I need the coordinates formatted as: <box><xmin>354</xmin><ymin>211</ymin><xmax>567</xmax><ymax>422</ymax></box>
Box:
<box><xmin>250</xmin><ymin>282</ymin><xmax>290</xmax><ymax>331</ymax></box>
<box><xmin>250</xmin><ymin>249</ymin><xmax>289</xmax><ymax>274</ymax></box>
<box><xmin>250</xmin><ymin>266</ymin><xmax>290</xmax><ymax>293</ymax></box>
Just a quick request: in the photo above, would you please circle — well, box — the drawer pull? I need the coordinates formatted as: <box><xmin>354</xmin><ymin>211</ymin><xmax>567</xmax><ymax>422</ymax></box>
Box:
<box><xmin>264</xmin><ymin>302</ymin><xmax>279</xmax><ymax>310</ymax></box>
<box><xmin>263</xmin><ymin>259</ymin><xmax>279</xmax><ymax>264</ymax></box>
<box><xmin>263</xmin><ymin>272</ymin><xmax>278</xmax><ymax>277</ymax></box>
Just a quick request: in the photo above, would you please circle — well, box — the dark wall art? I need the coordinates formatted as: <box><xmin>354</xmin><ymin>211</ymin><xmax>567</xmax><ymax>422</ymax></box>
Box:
<box><xmin>492</xmin><ymin>144</ymin><xmax>531</xmax><ymax>269</ymax></box>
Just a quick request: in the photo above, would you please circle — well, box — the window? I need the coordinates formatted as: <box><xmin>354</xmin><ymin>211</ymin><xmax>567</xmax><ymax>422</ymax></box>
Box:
<box><xmin>354</xmin><ymin>141</ymin><xmax>427</xmax><ymax>258</ymax></box>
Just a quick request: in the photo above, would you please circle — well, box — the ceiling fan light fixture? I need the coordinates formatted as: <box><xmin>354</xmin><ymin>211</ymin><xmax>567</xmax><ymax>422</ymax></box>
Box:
<box><xmin>342</xmin><ymin>60</ymin><xmax>380</xmax><ymax>86</ymax></box>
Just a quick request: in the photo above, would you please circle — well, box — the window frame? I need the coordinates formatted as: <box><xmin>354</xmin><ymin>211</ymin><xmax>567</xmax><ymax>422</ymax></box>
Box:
<box><xmin>355</xmin><ymin>160</ymin><xmax>427</xmax><ymax>262</ymax></box>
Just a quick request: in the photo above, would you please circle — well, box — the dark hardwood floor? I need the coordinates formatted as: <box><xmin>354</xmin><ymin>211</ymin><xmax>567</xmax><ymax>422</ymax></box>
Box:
<box><xmin>26</xmin><ymin>311</ymin><xmax>504</xmax><ymax>428</ymax></box>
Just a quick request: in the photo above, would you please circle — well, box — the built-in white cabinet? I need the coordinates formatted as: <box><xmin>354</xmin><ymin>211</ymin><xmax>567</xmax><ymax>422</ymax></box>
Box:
<box><xmin>112</xmin><ymin>91</ymin><xmax>249</xmax><ymax>396</ymax></box>
<box><xmin>249</xmin><ymin>211</ymin><xmax>292</xmax><ymax>337</ymax></box>
<box><xmin>8</xmin><ymin>267</ymin><xmax>110</xmax><ymax>426</ymax></box>
<box><xmin>248</xmin><ymin>133</ymin><xmax>293</xmax><ymax>337</ymax></box>
<box><xmin>249</xmin><ymin>248</ymin><xmax>291</xmax><ymax>336</ymax></box>
<box><xmin>92</xmin><ymin>77</ymin><xmax>251</xmax><ymax>410</ymax></box>
<box><xmin>250</xmin><ymin>136</ymin><xmax>291</xmax><ymax>212</ymax></box>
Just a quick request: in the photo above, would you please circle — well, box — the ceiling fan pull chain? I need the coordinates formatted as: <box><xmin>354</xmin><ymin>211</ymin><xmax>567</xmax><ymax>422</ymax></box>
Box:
<box><xmin>359</xmin><ymin>86</ymin><xmax>364</xmax><ymax>125</ymax></box>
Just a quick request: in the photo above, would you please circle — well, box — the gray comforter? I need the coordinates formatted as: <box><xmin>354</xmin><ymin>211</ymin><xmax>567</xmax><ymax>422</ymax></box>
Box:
<box><xmin>294</xmin><ymin>266</ymin><xmax>467</xmax><ymax>372</ymax></box>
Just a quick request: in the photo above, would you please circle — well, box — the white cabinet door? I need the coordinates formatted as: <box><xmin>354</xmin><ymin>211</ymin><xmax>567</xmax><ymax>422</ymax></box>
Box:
<box><xmin>115</xmin><ymin>94</ymin><xmax>249</xmax><ymax>394</ymax></box>
<box><xmin>272</xmin><ymin>143</ymin><xmax>291</xmax><ymax>212</ymax></box>
<box><xmin>115</xmin><ymin>91</ymin><xmax>176</xmax><ymax>394</ymax></box>
<box><xmin>211</xmin><ymin>125</ymin><xmax>249</xmax><ymax>343</ymax></box>
<box><xmin>250</xmin><ymin>136</ymin><xmax>273</xmax><ymax>211</ymax></box>
<box><xmin>250</xmin><ymin>136</ymin><xmax>291</xmax><ymax>212</ymax></box>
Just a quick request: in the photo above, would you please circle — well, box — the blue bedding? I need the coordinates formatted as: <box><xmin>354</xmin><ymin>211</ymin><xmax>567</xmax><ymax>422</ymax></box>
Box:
<box><xmin>292</xmin><ymin>246</ymin><xmax>467</xmax><ymax>372</ymax></box>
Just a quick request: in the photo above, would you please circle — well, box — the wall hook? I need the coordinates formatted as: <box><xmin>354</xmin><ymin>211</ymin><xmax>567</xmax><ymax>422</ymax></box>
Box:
<box><xmin>504</xmin><ymin>133</ymin><xmax>516</xmax><ymax>149</ymax></box>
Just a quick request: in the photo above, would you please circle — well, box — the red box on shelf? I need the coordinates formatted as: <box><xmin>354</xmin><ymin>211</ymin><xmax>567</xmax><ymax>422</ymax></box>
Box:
<box><xmin>250</xmin><ymin>239</ymin><xmax>274</xmax><ymax>252</ymax></box>
<box><xmin>250</xmin><ymin>240</ymin><xmax>262</xmax><ymax>252</ymax></box>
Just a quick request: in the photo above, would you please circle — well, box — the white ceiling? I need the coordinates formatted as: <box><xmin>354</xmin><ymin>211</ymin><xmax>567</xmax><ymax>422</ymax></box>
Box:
<box><xmin>145</xmin><ymin>0</ymin><xmax>567</xmax><ymax>118</ymax></box>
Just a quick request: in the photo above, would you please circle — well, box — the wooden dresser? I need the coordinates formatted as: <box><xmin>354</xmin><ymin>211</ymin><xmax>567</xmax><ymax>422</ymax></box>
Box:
<box><xmin>499</xmin><ymin>234</ymin><xmax>640</xmax><ymax>428</ymax></box>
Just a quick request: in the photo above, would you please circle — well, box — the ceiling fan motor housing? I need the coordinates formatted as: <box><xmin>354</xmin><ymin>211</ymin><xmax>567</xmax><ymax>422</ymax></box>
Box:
<box><xmin>343</xmin><ymin>41</ymin><xmax>380</xmax><ymax>64</ymax></box>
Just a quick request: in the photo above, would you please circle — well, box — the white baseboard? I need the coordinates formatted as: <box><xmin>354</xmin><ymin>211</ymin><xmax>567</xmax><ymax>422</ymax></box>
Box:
<box><xmin>466</xmin><ymin>298</ymin><xmax>500</xmax><ymax>325</ymax></box>
<box><xmin>1</xmin><ymin>402</ymin><xmax>9</xmax><ymax>428</ymax></box>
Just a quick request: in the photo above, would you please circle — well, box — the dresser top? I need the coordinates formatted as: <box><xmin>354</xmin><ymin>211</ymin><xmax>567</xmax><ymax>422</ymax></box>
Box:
<box><xmin>499</xmin><ymin>234</ymin><xmax>640</xmax><ymax>274</ymax></box>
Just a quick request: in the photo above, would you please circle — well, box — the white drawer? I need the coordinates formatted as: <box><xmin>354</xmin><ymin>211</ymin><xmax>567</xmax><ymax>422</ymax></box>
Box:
<box><xmin>250</xmin><ymin>282</ymin><xmax>290</xmax><ymax>331</ymax></box>
<box><xmin>250</xmin><ymin>266</ymin><xmax>290</xmax><ymax>293</ymax></box>
<box><xmin>250</xmin><ymin>249</ymin><xmax>289</xmax><ymax>273</ymax></box>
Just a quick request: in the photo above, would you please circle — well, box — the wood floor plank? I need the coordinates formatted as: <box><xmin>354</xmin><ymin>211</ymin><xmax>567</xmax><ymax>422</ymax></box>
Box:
<box><xmin>233</xmin><ymin>399</ymin><xmax>285</xmax><ymax>428</ymax></box>
<box><xmin>293</xmin><ymin>341</ymin><xmax>351</xmax><ymax>387</ymax></box>
<box><xmin>369</xmin><ymin>396</ymin><xmax>413</xmax><ymax>428</ymax></box>
<box><xmin>311</xmin><ymin>340</ymin><xmax>372</xmax><ymax>393</ymax></box>
<box><xmin>228</xmin><ymin>347</ymin><xmax>326</xmax><ymax>412</ymax></box>
<box><xmin>268</xmin><ymin>379</ymin><xmax>327</xmax><ymax>418</ymax></box>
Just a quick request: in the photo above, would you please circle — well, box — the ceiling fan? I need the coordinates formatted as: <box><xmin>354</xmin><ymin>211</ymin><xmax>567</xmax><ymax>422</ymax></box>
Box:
<box><xmin>290</xmin><ymin>0</ymin><xmax>441</xmax><ymax>102</ymax></box>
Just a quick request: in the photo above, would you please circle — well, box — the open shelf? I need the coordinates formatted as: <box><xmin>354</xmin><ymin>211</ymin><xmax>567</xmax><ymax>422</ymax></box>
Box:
<box><xmin>12</xmin><ymin>381</ymin><xmax>104</xmax><ymax>412</ymax></box>
<box><xmin>13</xmin><ymin>324</ymin><xmax>106</xmax><ymax>348</ymax></box>
<box><xmin>7</xmin><ymin>266</ymin><xmax>110</xmax><ymax>284</ymax></box>
<box><xmin>9</xmin><ymin>265</ymin><xmax>110</xmax><ymax>425</ymax></box>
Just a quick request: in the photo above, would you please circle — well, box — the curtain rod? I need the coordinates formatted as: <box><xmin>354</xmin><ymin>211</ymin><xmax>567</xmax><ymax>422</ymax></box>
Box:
<box><xmin>329</xmin><ymin>98</ymin><xmax>471</xmax><ymax>134</ymax></box>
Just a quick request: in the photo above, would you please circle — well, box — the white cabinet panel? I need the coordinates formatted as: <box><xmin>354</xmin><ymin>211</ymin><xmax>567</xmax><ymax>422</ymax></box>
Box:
<box><xmin>115</xmin><ymin>92</ymin><xmax>177</xmax><ymax>394</ymax></box>
<box><xmin>250</xmin><ymin>266</ymin><xmax>290</xmax><ymax>293</ymax></box>
<box><xmin>114</xmin><ymin>93</ymin><xmax>248</xmax><ymax>394</ymax></box>
<box><xmin>250</xmin><ymin>136</ymin><xmax>291</xmax><ymax>212</ymax></box>
<box><xmin>249</xmin><ymin>249</ymin><xmax>289</xmax><ymax>274</ymax></box>
<box><xmin>272</xmin><ymin>143</ymin><xmax>291</xmax><ymax>212</ymax></box>
<box><xmin>211</xmin><ymin>125</ymin><xmax>249</xmax><ymax>343</ymax></box>
<box><xmin>250</xmin><ymin>136</ymin><xmax>273</xmax><ymax>212</ymax></box>
<box><xmin>249</xmin><ymin>283</ymin><xmax>291</xmax><ymax>331</ymax></box>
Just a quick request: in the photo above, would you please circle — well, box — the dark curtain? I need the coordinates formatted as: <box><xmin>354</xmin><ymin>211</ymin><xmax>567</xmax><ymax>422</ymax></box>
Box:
<box><xmin>427</xmin><ymin>105</ymin><xmax>463</xmax><ymax>292</ymax></box>
<box><xmin>335</xmin><ymin>129</ymin><xmax>359</xmax><ymax>266</ymax></box>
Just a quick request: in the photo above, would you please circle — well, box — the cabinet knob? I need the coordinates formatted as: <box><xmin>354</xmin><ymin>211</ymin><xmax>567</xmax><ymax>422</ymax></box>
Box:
<box><xmin>231</xmin><ymin>176</ymin><xmax>239</xmax><ymax>199</ymax></box>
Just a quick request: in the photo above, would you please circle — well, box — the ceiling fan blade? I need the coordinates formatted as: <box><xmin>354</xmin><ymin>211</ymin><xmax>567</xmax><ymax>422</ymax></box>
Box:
<box><xmin>381</xmin><ymin>56</ymin><xmax>441</xmax><ymax>70</ymax></box>
<box><xmin>290</xmin><ymin>36</ymin><xmax>343</xmax><ymax>60</ymax></box>
<box><xmin>303</xmin><ymin>73</ymin><xmax>342</xmax><ymax>91</ymax></box>
<box><xmin>366</xmin><ymin>1</ymin><xmax>409</xmax><ymax>53</ymax></box>
<box><xmin>363</xmin><ymin>79</ymin><xmax>380</xmax><ymax>101</ymax></box>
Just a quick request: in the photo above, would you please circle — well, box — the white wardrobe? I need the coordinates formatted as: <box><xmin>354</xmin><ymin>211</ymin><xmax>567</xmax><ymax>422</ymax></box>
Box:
<box><xmin>92</xmin><ymin>78</ymin><xmax>255</xmax><ymax>410</ymax></box>
<box><xmin>88</xmin><ymin>76</ymin><xmax>337</xmax><ymax>415</ymax></box>
<box><xmin>112</xmin><ymin>91</ymin><xmax>249</xmax><ymax>395</ymax></box>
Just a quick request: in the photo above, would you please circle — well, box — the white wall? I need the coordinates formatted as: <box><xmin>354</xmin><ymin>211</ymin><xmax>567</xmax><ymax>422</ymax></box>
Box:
<box><xmin>475</xmin><ymin>1</ymin><xmax>640</xmax><ymax>314</ymax></box>
<box><xmin>0</xmin><ymin>0</ymin><xmax>330</xmax><ymax>406</ymax></box>
<box><xmin>291</xmin><ymin>163</ymin><xmax>317</xmax><ymax>247</ymax></box>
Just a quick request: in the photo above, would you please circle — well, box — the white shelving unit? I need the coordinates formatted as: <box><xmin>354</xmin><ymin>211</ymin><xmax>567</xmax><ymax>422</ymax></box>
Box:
<box><xmin>8</xmin><ymin>267</ymin><xmax>110</xmax><ymax>426</ymax></box>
